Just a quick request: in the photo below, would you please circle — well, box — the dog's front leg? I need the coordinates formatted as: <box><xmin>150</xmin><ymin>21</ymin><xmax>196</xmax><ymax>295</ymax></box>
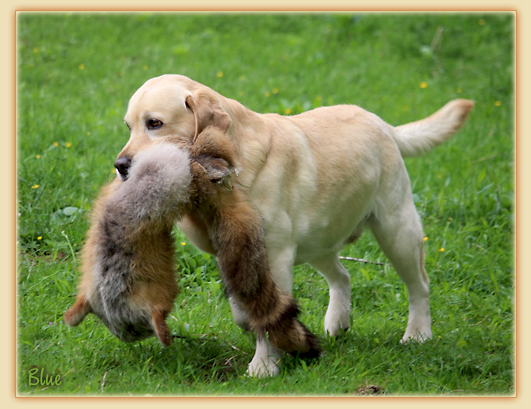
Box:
<box><xmin>228</xmin><ymin>296</ymin><xmax>250</xmax><ymax>331</ymax></box>
<box><xmin>228</xmin><ymin>243</ymin><xmax>297</xmax><ymax>331</ymax></box>
<box><xmin>214</xmin><ymin>203</ymin><xmax>320</xmax><ymax>377</ymax></box>
<box><xmin>247</xmin><ymin>337</ymin><xmax>286</xmax><ymax>377</ymax></box>
<box><xmin>227</xmin><ymin>247</ymin><xmax>300</xmax><ymax>376</ymax></box>
<box><xmin>245</xmin><ymin>245</ymin><xmax>296</xmax><ymax>376</ymax></box>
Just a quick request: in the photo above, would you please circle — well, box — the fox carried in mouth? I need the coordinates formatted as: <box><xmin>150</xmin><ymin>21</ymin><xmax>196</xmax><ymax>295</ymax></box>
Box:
<box><xmin>65</xmin><ymin>127</ymin><xmax>320</xmax><ymax>370</ymax></box>
<box><xmin>65</xmin><ymin>74</ymin><xmax>473</xmax><ymax>376</ymax></box>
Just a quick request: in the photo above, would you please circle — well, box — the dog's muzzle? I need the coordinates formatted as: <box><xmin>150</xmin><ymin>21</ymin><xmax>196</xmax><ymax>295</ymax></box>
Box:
<box><xmin>114</xmin><ymin>156</ymin><xmax>132</xmax><ymax>180</ymax></box>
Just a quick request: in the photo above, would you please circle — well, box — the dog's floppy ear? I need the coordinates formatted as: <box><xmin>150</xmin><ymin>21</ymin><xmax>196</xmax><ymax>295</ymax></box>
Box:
<box><xmin>185</xmin><ymin>91</ymin><xmax>231</xmax><ymax>142</ymax></box>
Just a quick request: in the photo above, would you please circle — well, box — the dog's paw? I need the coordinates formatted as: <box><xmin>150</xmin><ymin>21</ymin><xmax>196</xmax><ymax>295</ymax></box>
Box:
<box><xmin>401</xmin><ymin>313</ymin><xmax>432</xmax><ymax>344</ymax></box>
<box><xmin>400</xmin><ymin>329</ymin><xmax>432</xmax><ymax>344</ymax></box>
<box><xmin>246</xmin><ymin>355</ymin><xmax>281</xmax><ymax>378</ymax></box>
<box><xmin>324</xmin><ymin>301</ymin><xmax>350</xmax><ymax>337</ymax></box>
<box><xmin>325</xmin><ymin>322</ymin><xmax>350</xmax><ymax>337</ymax></box>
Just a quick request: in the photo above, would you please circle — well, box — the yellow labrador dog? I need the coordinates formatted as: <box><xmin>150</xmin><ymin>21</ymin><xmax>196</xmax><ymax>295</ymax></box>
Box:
<box><xmin>115</xmin><ymin>74</ymin><xmax>473</xmax><ymax>376</ymax></box>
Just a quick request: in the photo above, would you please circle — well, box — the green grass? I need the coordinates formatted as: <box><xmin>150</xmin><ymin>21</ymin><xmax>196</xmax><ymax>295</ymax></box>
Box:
<box><xmin>16</xmin><ymin>12</ymin><xmax>514</xmax><ymax>396</ymax></box>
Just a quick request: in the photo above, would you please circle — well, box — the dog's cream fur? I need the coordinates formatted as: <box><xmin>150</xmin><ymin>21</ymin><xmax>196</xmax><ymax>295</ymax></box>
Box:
<box><xmin>117</xmin><ymin>74</ymin><xmax>473</xmax><ymax>376</ymax></box>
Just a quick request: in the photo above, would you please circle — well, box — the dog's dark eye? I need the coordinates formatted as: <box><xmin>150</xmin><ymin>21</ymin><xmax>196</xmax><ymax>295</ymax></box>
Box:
<box><xmin>146</xmin><ymin>119</ymin><xmax>163</xmax><ymax>130</ymax></box>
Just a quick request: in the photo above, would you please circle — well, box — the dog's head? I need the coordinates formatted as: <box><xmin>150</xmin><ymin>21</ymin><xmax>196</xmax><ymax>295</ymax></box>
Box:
<box><xmin>115</xmin><ymin>75</ymin><xmax>232</xmax><ymax>181</ymax></box>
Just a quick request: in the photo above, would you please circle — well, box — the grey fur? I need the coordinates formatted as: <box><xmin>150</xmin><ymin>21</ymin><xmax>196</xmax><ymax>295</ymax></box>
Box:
<box><xmin>89</xmin><ymin>144</ymin><xmax>191</xmax><ymax>342</ymax></box>
<box><xmin>111</xmin><ymin>144</ymin><xmax>193</xmax><ymax>222</ymax></box>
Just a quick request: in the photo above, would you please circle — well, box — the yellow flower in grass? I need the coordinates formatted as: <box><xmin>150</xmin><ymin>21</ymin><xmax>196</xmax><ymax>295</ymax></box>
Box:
<box><xmin>423</xmin><ymin>237</ymin><xmax>428</xmax><ymax>242</ymax></box>
<box><xmin>33</xmin><ymin>47</ymin><xmax>39</xmax><ymax>53</ymax></box>
<box><xmin>36</xmin><ymin>155</ymin><xmax>41</xmax><ymax>159</ymax></box>
<box><xmin>217</xmin><ymin>71</ymin><xmax>223</xmax><ymax>78</ymax></box>
<box><xmin>53</xmin><ymin>142</ymin><xmax>59</xmax><ymax>147</ymax></box>
<box><xmin>495</xmin><ymin>101</ymin><xmax>501</xmax><ymax>107</ymax></box>
<box><xmin>32</xmin><ymin>184</ymin><xmax>40</xmax><ymax>189</ymax></box>
<box><xmin>181</xmin><ymin>242</ymin><xmax>186</xmax><ymax>246</ymax></box>
<box><xmin>420</xmin><ymin>81</ymin><xmax>428</xmax><ymax>89</ymax></box>
<box><xmin>79</xmin><ymin>63</ymin><xmax>85</xmax><ymax>70</ymax></box>
<box><xmin>37</xmin><ymin>236</ymin><xmax>42</xmax><ymax>240</ymax></box>
<box><xmin>265</xmin><ymin>91</ymin><xmax>271</xmax><ymax>97</ymax></box>
<box><xmin>284</xmin><ymin>108</ymin><xmax>292</xmax><ymax>115</ymax></box>
<box><xmin>66</xmin><ymin>142</ymin><xmax>72</xmax><ymax>148</ymax></box>
<box><xmin>272</xmin><ymin>88</ymin><xmax>279</xmax><ymax>94</ymax></box>
<box><xmin>439</xmin><ymin>248</ymin><xmax>445</xmax><ymax>252</ymax></box>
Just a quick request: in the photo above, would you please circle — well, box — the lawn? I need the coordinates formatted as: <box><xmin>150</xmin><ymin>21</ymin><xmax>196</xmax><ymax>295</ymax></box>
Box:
<box><xmin>16</xmin><ymin>12</ymin><xmax>514</xmax><ymax>396</ymax></box>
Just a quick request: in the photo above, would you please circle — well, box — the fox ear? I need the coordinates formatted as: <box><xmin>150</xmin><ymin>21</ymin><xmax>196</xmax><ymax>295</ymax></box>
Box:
<box><xmin>193</xmin><ymin>156</ymin><xmax>234</xmax><ymax>190</ymax></box>
<box><xmin>151</xmin><ymin>310</ymin><xmax>172</xmax><ymax>347</ymax></box>
<box><xmin>64</xmin><ymin>295</ymin><xmax>92</xmax><ymax>326</ymax></box>
<box><xmin>190</xmin><ymin>125</ymin><xmax>237</xmax><ymax>190</ymax></box>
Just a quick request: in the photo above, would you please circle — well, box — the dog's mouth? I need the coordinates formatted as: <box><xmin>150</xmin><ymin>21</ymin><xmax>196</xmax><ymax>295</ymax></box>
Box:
<box><xmin>114</xmin><ymin>156</ymin><xmax>132</xmax><ymax>181</ymax></box>
<box><xmin>115</xmin><ymin>169</ymin><xmax>127</xmax><ymax>181</ymax></box>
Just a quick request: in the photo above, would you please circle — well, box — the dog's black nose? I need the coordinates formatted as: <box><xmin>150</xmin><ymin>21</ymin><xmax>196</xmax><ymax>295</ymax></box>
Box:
<box><xmin>114</xmin><ymin>156</ymin><xmax>132</xmax><ymax>179</ymax></box>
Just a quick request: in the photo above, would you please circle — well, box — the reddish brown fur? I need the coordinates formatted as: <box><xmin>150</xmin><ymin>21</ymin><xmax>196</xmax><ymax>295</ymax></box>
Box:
<box><xmin>188</xmin><ymin>129</ymin><xmax>321</xmax><ymax>357</ymax></box>
<box><xmin>64</xmin><ymin>178</ymin><xmax>179</xmax><ymax>346</ymax></box>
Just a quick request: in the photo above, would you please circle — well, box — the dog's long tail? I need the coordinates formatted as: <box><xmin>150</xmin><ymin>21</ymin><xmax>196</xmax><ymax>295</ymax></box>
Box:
<box><xmin>393</xmin><ymin>99</ymin><xmax>474</xmax><ymax>157</ymax></box>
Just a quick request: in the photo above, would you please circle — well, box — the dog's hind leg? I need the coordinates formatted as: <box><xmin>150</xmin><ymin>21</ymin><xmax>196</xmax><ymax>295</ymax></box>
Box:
<box><xmin>308</xmin><ymin>252</ymin><xmax>351</xmax><ymax>336</ymax></box>
<box><xmin>367</xmin><ymin>195</ymin><xmax>432</xmax><ymax>343</ymax></box>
